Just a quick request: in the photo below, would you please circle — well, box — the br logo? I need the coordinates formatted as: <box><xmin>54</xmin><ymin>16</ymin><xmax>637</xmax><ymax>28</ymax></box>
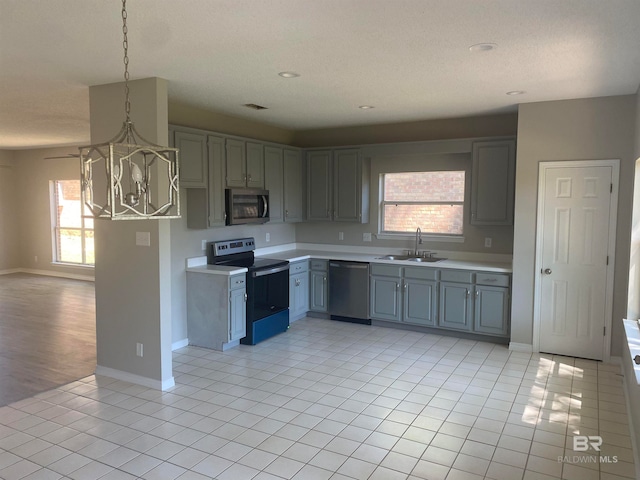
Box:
<box><xmin>573</xmin><ymin>435</ymin><xmax>603</xmax><ymax>452</ymax></box>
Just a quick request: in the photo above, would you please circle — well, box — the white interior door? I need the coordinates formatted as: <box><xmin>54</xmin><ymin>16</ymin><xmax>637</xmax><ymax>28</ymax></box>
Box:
<box><xmin>537</xmin><ymin>163</ymin><xmax>616</xmax><ymax>360</ymax></box>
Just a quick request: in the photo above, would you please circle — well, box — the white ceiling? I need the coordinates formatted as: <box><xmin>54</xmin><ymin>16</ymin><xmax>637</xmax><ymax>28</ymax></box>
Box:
<box><xmin>1</xmin><ymin>0</ymin><xmax>639</xmax><ymax>149</ymax></box>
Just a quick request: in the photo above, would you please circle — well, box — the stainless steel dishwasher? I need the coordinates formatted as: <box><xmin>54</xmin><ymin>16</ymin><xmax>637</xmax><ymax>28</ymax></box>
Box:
<box><xmin>328</xmin><ymin>261</ymin><xmax>371</xmax><ymax>324</ymax></box>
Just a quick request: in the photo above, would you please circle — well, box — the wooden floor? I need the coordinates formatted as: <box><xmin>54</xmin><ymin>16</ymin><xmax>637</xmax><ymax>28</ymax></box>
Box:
<box><xmin>0</xmin><ymin>273</ymin><xmax>96</xmax><ymax>406</ymax></box>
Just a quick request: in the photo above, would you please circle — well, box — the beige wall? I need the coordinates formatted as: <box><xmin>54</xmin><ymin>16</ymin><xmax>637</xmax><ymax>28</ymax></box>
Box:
<box><xmin>292</xmin><ymin>113</ymin><xmax>518</xmax><ymax>148</ymax></box>
<box><xmin>512</xmin><ymin>95</ymin><xmax>637</xmax><ymax>356</ymax></box>
<box><xmin>295</xmin><ymin>141</ymin><xmax>515</xmax><ymax>255</ymax></box>
<box><xmin>9</xmin><ymin>147</ymin><xmax>93</xmax><ymax>278</ymax></box>
<box><xmin>0</xmin><ymin>150</ymin><xmax>18</xmax><ymax>271</ymax></box>
<box><xmin>169</xmin><ymin>101</ymin><xmax>295</xmax><ymax>145</ymax></box>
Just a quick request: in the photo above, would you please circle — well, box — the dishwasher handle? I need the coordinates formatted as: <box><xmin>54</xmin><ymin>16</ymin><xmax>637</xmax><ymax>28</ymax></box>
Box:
<box><xmin>329</xmin><ymin>261</ymin><xmax>369</xmax><ymax>269</ymax></box>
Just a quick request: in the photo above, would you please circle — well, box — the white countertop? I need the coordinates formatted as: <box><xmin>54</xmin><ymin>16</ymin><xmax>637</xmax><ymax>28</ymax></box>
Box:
<box><xmin>186</xmin><ymin>243</ymin><xmax>512</xmax><ymax>275</ymax></box>
<box><xmin>258</xmin><ymin>248</ymin><xmax>512</xmax><ymax>273</ymax></box>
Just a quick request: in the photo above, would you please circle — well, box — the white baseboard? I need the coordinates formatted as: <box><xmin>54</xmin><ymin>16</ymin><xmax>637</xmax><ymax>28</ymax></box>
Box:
<box><xmin>95</xmin><ymin>365</ymin><xmax>175</xmax><ymax>391</ymax></box>
<box><xmin>12</xmin><ymin>268</ymin><xmax>94</xmax><ymax>282</ymax></box>
<box><xmin>0</xmin><ymin>268</ymin><xmax>21</xmax><ymax>275</ymax></box>
<box><xmin>508</xmin><ymin>342</ymin><xmax>533</xmax><ymax>353</ymax></box>
<box><xmin>172</xmin><ymin>339</ymin><xmax>189</xmax><ymax>351</ymax></box>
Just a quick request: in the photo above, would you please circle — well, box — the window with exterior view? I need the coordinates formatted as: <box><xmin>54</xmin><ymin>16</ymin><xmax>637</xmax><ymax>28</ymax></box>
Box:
<box><xmin>381</xmin><ymin>171</ymin><xmax>465</xmax><ymax>235</ymax></box>
<box><xmin>52</xmin><ymin>180</ymin><xmax>95</xmax><ymax>265</ymax></box>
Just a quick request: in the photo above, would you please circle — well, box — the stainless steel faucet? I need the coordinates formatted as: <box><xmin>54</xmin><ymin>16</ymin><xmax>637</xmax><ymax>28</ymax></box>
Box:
<box><xmin>415</xmin><ymin>227</ymin><xmax>422</xmax><ymax>255</ymax></box>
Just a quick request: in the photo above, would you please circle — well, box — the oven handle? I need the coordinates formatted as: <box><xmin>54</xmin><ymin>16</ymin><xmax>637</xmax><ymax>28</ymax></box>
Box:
<box><xmin>252</xmin><ymin>264</ymin><xmax>289</xmax><ymax>277</ymax></box>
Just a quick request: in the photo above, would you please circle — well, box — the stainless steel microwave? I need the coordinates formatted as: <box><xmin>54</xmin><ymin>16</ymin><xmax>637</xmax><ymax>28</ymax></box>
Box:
<box><xmin>225</xmin><ymin>188</ymin><xmax>269</xmax><ymax>225</ymax></box>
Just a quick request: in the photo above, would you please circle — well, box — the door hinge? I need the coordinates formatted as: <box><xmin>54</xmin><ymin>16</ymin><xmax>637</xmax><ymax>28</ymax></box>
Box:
<box><xmin>606</xmin><ymin>255</ymin><xmax>609</xmax><ymax>265</ymax></box>
<box><xmin>604</xmin><ymin>326</ymin><xmax>606</xmax><ymax>336</ymax></box>
<box><xmin>610</xmin><ymin>183</ymin><xmax>613</xmax><ymax>193</ymax></box>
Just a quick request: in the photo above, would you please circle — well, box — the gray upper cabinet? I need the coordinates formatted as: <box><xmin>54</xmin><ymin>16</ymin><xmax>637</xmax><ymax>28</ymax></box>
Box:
<box><xmin>307</xmin><ymin>150</ymin><xmax>332</xmax><ymax>221</ymax></box>
<box><xmin>185</xmin><ymin>134</ymin><xmax>226</xmax><ymax>229</ymax></box>
<box><xmin>174</xmin><ymin>130</ymin><xmax>208</xmax><ymax>188</ymax></box>
<box><xmin>307</xmin><ymin>148</ymin><xmax>369</xmax><ymax>223</ymax></box>
<box><xmin>226</xmin><ymin>139</ymin><xmax>264</xmax><ymax>188</ymax></box>
<box><xmin>264</xmin><ymin>146</ymin><xmax>284</xmax><ymax>223</ymax></box>
<box><xmin>283</xmin><ymin>149</ymin><xmax>304</xmax><ymax>222</ymax></box>
<box><xmin>471</xmin><ymin>140</ymin><xmax>516</xmax><ymax>225</ymax></box>
<box><xmin>246</xmin><ymin>142</ymin><xmax>265</xmax><ymax>188</ymax></box>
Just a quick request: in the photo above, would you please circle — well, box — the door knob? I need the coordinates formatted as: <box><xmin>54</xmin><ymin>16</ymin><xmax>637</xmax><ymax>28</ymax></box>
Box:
<box><xmin>543</xmin><ymin>268</ymin><xmax>552</xmax><ymax>275</ymax></box>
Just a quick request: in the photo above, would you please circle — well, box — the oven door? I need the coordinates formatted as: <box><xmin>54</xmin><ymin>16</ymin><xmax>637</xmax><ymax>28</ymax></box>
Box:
<box><xmin>246</xmin><ymin>264</ymin><xmax>289</xmax><ymax>323</ymax></box>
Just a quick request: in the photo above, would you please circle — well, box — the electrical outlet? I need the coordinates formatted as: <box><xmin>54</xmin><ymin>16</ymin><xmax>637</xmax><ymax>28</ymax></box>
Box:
<box><xmin>201</xmin><ymin>240</ymin><xmax>207</xmax><ymax>251</ymax></box>
<box><xmin>484</xmin><ymin>237</ymin><xmax>492</xmax><ymax>248</ymax></box>
<box><xmin>339</xmin><ymin>232</ymin><xmax>344</xmax><ymax>241</ymax></box>
<box><xmin>136</xmin><ymin>343</ymin><xmax>143</xmax><ymax>357</ymax></box>
<box><xmin>363</xmin><ymin>233</ymin><xmax>372</xmax><ymax>242</ymax></box>
<box><xmin>266</xmin><ymin>233</ymin><xmax>271</xmax><ymax>242</ymax></box>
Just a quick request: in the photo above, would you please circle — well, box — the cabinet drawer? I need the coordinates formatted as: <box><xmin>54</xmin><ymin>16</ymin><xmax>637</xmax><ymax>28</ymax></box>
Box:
<box><xmin>230</xmin><ymin>275</ymin><xmax>246</xmax><ymax>290</ymax></box>
<box><xmin>371</xmin><ymin>263</ymin><xmax>402</xmax><ymax>277</ymax></box>
<box><xmin>404</xmin><ymin>267</ymin><xmax>438</xmax><ymax>281</ymax></box>
<box><xmin>476</xmin><ymin>273</ymin><xmax>510</xmax><ymax>287</ymax></box>
<box><xmin>310</xmin><ymin>259</ymin><xmax>328</xmax><ymax>271</ymax></box>
<box><xmin>290</xmin><ymin>260</ymin><xmax>309</xmax><ymax>274</ymax></box>
<box><xmin>440</xmin><ymin>270</ymin><xmax>473</xmax><ymax>283</ymax></box>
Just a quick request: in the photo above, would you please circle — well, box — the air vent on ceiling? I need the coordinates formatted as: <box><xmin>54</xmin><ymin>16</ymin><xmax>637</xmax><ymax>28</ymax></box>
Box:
<box><xmin>244</xmin><ymin>103</ymin><xmax>268</xmax><ymax>110</ymax></box>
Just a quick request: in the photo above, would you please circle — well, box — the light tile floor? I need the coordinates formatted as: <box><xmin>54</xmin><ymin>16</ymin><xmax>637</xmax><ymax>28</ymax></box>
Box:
<box><xmin>0</xmin><ymin>318</ymin><xmax>636</xmax><ymax>480</ymax></box>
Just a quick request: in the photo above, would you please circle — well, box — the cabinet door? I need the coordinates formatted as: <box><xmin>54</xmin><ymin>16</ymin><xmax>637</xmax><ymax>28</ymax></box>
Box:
<box><xmin>175</xmin><ymin>131</ymin><xmax>207</xmax><ymax>188</ymax></box>
<box><xmin>229</xmin><ymin>286</ymin><xmax>247</xmax><ymax>341</ymax></box>
<box><xmin>438</xmin><ymin>282</ymin><xmax>472</xmax><ymax>331</ymax></box>
<box><xmin>246</xmin><ymin>141</ymin><xmax>265</xmax><ymax>188</ymax></box>
<box><xmin>226</xmin><ymin>139</ymin><xmax>246</xmax><ymax>187</ymax></box>
<box><xmin>264</xmin><ymin>146</ymin><xmax>284</xmax><ymax>223</ymax></box>
<box><xmin>471</xmin><ymin>140</ymin><xmax>516</xmax><ymax>225</ymax></box>
<box><xmin>403</xmin><ymin>279</ymin><xmax>437</xmax><ymax>326</ymax></box>
<box><xmin>290</xmin><ymin>272</ymin><xmax>309</xmax><ymax>319</ymax></box>
<box><xmin>307</xmin><ymin>150</ymin><xmax>332</xmax><ymax>221</ymax></box>
<box><xmin>473</xmin><ymin>285</ymin><xmax>509</xmax><ymax>336</ymax></box>
<box><xmin>310</xmin><ymin>270</ymin><xmax>328</xmax><ymax>312</ymax></box>
<box><xmin>370</xmin><ymin>276</ymin><xmax>401</xmax><ymax>322</ymax></box>
<box><xmin>333</xmin><ymin>149</ymin><xmax>362</xmax><ymax>222</ymax></box>
<box><xmin>283</xmin><ymin>149</ymin><xmax>304</xmax><ymax>222</ymax></box>
<box><xmin>207</xmin><ymin>135</ymin><xmax>226</xmax><ymax>227</ymax></box>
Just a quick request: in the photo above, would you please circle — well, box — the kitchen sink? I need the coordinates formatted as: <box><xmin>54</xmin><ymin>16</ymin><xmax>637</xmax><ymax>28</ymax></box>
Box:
<box><xmin>376</xmin><ymin>254</ymin><xmax>446</xmax><ymax>263</ymax></box>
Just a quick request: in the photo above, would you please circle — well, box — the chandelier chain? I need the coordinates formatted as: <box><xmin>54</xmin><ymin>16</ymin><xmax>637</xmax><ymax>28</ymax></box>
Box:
<box><xmin>122</xmin><ymin>0</ymin><xmax>131</xmax><ymax>124</ymax></box>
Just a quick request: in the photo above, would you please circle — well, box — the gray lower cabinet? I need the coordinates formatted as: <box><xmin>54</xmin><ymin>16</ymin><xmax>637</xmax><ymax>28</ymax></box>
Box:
<box><xmin>290</xmin><ymin>260</ymin><xmax>309</xmax><ymax>321</ymax></box>
<box><xmin>370</xmin><ymin>264</ymin><xmax>437</xmax><ymax>325</ymax></box>
<box><xmin>438</xmin><ymin>270</ymin><xmax>510</xmax><ymax>336</ymax></box>
<box><xmin>186</xmin><ymin>272</ymin><xmax>246</xmax><ymax>351</ymax></box>
<box><xmin>309</xmin><ymin>260</ymin><xmax>328</xmax><ymax>313</ymax></box>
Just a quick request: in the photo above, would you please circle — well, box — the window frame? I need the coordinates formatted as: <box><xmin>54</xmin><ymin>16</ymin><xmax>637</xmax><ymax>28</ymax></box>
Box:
<box><xmin>51</xmin><ymin>180</ymin><xmax>95</xmax><ymax>266</ymax></box>
<box><xmin>378</xmin><ymin>170</ymin><xmax>466</xmax><ymax>241</ymax></box>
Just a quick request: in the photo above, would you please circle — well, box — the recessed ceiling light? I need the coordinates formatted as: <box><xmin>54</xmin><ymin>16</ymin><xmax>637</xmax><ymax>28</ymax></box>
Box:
<box><xmin>359</xmin><ymin>105</ymin><xmax>375</xmax><ymax>110</ymax></box>
<box><xmin>278</xmin><ymin>72</ymin><xmax>300</xmax><ymax>78</ymax></box>
<box><xmin>469</xmin><ymin>43</ymin><xmax>497</xmax><ymax>53</ymax></box>
<box><xmin>506</xmin><ymin>90</ymin><xmax>526</xmax><ymax>96</ymax></box>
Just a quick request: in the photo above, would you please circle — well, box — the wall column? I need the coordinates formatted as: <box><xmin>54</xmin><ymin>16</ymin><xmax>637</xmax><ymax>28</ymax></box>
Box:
<box><xmin>89</xmin><ymin>77</ymin><xmax>174</xmax><ymax>389</ymax></box>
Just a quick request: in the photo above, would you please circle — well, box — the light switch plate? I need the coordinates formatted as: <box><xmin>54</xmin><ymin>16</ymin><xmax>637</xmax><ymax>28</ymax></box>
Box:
<box><xmin>484</xmin><ymin>237</ymin><xmax>492</xmax><ymax>248</ymax></box>
<box><xmin>136</xmin><ymin>232</ymin><xmax>151</xmax><ymax>247</ymax></box>
<box><xmin>363</xmin><ymin>233</ymin><xmax>372</xmax><ymax>242</ymax></box>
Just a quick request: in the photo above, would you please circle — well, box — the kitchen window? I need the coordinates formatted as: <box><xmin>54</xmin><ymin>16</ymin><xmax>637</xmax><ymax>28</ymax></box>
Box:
<box><xmin>380</xmin><ymin>171</ymin><xmax>465</xmax><ymax>236</ymax></box>
<box><xmin>51</xmin><ymin>180</ymin><xmax>94</xmax><ymax>265</ymax></box>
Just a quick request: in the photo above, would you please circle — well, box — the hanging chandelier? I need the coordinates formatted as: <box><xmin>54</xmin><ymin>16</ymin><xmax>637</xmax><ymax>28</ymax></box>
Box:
<box><xmin>79</xmin><ymin>0</ymin><xmax>180</xmax><ymax>219</ymax></box>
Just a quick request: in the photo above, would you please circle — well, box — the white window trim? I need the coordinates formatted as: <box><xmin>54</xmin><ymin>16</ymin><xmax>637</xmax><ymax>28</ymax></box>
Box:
<box><xmin>376</xmin><ymin>232</ymin><xmax>465</xmax><ymax>243</ymax></box>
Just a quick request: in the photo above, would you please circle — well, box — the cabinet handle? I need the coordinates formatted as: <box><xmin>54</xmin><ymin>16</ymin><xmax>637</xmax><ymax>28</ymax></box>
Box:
<box><xmin>396</xmin><ymin>283</ymin><xmax>399</xmax><ymax>290</ymax></box>
<box><xmin>404</xmin><ymin>284</ymin><xmax>407</xmax><ymax>290</ymax></box>
<box><xmin>476</xmin><ymin>290</ymin><xmax>480</xmax><ymax>297</ymax></box>
<box><xmin>323</xmin><ymin>277</ymin><xmax>326</xmax><ymax>282</ymax></box>
<box><xmin>244</xmin><ymin>293</ymin><xmax>248</xmax><ymax>302</ymax></box>
<box><xmin>295</xmin><ymin>279</ymin><xmax>300</xmax><ymax>286</ymax></box>
<box><xmin>248</xmin><ymin>174</ymin><xmax>252</xmax><ymax>181</ymax></box>
<box><xmin>466</xmin><ymin>289</ymin><xmax>470</xmax><ymax>297</ymax></box>
<box><xmin>285</xmin><ymin>210</ymin><xmax>289</xmax><ymax>217</ymax></box>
